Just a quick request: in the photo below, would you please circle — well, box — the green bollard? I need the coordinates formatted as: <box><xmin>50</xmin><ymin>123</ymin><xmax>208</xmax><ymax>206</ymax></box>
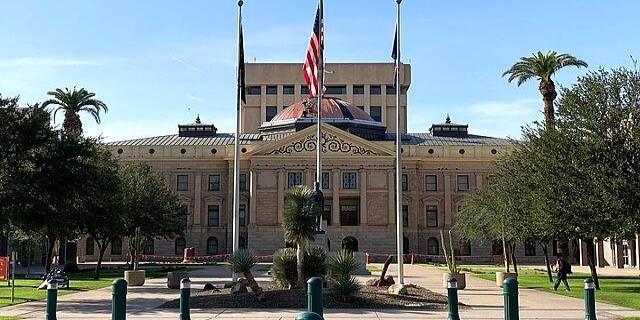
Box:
<box><xmin>112</xmin><ymin>278</ymin><xmax>127</xmax><ymax>320</ymax></box>
<box><xmin>584</xmin><ymin>278</ymin><xmax>597</xmax><ymax>320</ymax></box>
<box><xmin>503</xmin><ymin>278</ymin><xmax>519</xmax><ymax>320</ymax></box>
<box><xmin>447</xmin><ymin>278</ymin><xmax>460</xmax><ymax>320</ymax></box>
<box><xmin>180</xmin><ymin>278</ymin><xmax>191</xmax><ymax>320</ymax></box>
<box><xmin>295</xmin><ymin>311</ymin><xmax>323</xmax><ymax>320</ymax></box>
<box><xmin>307</xmin><ymin>277</ymin><xmax>323</xmax><ymax>318</ymax></box>
<box><xmin>46</xmin><ymin>282</ymin><xmax>58</xmax><ymax>320</ymax></box>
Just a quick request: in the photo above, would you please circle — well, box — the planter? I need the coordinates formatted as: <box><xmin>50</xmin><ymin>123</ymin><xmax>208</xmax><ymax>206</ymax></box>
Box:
<box><xmin>124</xmin><ymin>270</ymin><xmax>146</xmax><ymax>286</ymax></box>
<box><xmin>442</xmin><ymin>272</ymin><xmax>466</xmax><ymax>290</ymax></box>
<box><xmin>167</xmin><ymin>271</ymin><xmax>189</xmax><ymax>289</ymax></box>
<box><xmin>495</xmin><ymin>271</ymin><xmax>517</xmax><ymax>287</ymax></box>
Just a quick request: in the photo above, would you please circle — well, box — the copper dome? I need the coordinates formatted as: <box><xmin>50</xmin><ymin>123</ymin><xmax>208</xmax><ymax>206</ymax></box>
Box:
<box><xmin>271</xmin><ymin>97</ymin><xmax>375</xmax><ymax>122</ymax></box>
<box><xmin>259</xmin><ymin>97</ymin><xmax>386</xmax><ymax>140</ymax></box>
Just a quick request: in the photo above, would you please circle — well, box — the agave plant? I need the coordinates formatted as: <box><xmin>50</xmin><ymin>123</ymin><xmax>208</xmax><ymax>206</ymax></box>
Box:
<box><xmin>329</xmin><ymin>249</ymin><xmax>361</xmax><ymax>302</ymax></box>
<box><xmin>271</xmin><ymin>248</ymin><xmax>298</xmax><ymax>289</ymax></box>
<box><xmin>332</xmin><ymin>276</ymin><xmax>360</xmax><ymax>302</ymax></box>
<box><xmin>227</xmin><ymin>249</ymin><xmax>264</xmax><ymax>301</ymax></box>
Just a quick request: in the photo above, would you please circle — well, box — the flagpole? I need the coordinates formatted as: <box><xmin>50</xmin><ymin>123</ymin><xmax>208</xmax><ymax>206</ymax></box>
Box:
<box><xmin>232</xmin><ymin>0</ymin><xmax>243</xmax><ymax>282</ymax></box>
<box><xmin>315</xmin><ymin>0</ymin><xmax>324</xmax><ymax>225</ymax></box>
<box><xmin>394</xmin><ymin>0</ymin><xmax>404</xmax><ymax>285</ymax></box>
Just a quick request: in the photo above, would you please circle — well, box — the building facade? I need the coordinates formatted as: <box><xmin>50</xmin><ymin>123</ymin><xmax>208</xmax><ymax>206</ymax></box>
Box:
<box><xmin>74</xmin><ymin>62</ymin><xmax>639</xmax><ymax>269</ymax></box>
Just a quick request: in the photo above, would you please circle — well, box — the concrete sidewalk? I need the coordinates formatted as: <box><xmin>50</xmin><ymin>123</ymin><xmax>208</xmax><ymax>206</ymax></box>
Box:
<box><xmin>2</xmin><ymin>264</ymin><xmax>639</xmax><ymax>319</ymax></box>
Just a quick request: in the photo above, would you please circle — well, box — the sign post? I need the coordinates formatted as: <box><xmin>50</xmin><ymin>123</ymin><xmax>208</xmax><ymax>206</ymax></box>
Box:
<box><xmin>11</xmin><ymin>251</ymin><xmax>16</xmax><ymax>302</ymax></box>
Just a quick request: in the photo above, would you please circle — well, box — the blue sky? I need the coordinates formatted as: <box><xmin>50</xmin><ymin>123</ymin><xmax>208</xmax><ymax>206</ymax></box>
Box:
<box><xmin>1</xmin><ymin>0</ymin><xmax>639</xmax><ymax>141</ymax></box>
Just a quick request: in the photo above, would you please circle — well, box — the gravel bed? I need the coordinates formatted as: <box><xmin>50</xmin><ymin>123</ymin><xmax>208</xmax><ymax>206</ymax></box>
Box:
<box><xmin>159</xmin><ymin>283</ymin><xmax>450</xmax><ymax>310</ymax></box>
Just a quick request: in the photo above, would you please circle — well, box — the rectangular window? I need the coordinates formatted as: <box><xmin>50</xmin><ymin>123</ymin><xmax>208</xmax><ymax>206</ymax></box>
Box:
<box><xmin>240</xmin><ymin>173</ymin><xmax>248</xmax><ymax>191</ymax></box>
<box><xmin>340</xmin><ymin>204</ymin><xmax>359</xmax><ymax>226</ymax></box>
<box><xmin>370</xmin><ymin>106</ymin><xmax>382</xmax><ymax>122</ymax></box>
<box><xmin>177</xmin><ymin>175</ymin><xmax>189</xmax><ymax>191</ymax></box>
<box><xmin>266</xmin><ymin>106</ymin><xmax>278</xmax><ymax>122</ymax></box>
<box><xmin>110</xmin><ymin>238</ymin><xmax>122</xmax><ymax>255</ymax></box>
<box><xmin>322</xmin><ymin>172</ymin><xmax>330</xmax><ymax>190</ymax></box>
<box><xmin>370</xmin><ymin>85</ymin><xmax>382</xmax><ymax>95</ymax></box>
<box><xmin>323</xmin><ymin>204</ymin><xmax>332</xmax><ymax>226</ymax></box>
<box><xmin>386</xmin><ymin>85</ymin><xmax>396</xmax><ymax>95</ymax></box>
<box><xmin>402</xmin><ymin>205</ymin><xmax>409</xmax><ymax>227</ymax></box>
<box><xmin>425</xmin><ymin>175</ymin><xmax>437</xmax><ymax>191</ymax></box>
<box><xmin>402</xmin><ymin>174</ymin><xmax>408</xmax><ymax>191</ymax></box>
<box><xmin>426</xmin><ymin>205</ymin><xmax>438</xmax><ymax>227</ymax></box>
<box><xmin>342</xmin><ymin>172</ymin><xmax>358</xmax><ymax>189</ymax></box>
<box><xmin>301</xmin><ymin>85</ymin><xmax>309</xmax><ymax>95</ymax></box>
<box><xmin>283</xmin><ymin>85</ymin><xmax>295</xmax><ymax>95</ymax></box>
<box><xmin>288</xmin><ymin>171</ymin><xmax>303</xmax><ymax>188</ymax></box>
<box><xmin>457</xmin><ymin>175</ymin><xmax>470</xmax><ymax>191</ymax></box>
<box><xmin>266</xmin><ymin>85</ymin><xmax>277</xmax><ymax>95</ymax></box>
<box><xmin>247</xmin><ymin>86</ymin><xmax>261</xmax><ymax>95</ymax></box>
<box><xmin>208</xmin><ymin>175</ymin><xmax>220</xmax><ymax>191</ymax></box>
<box><xmin>325</xmin><ymin>85</ymin><xmax>347</xmax><ymax>95</ymax></box>
<box><xmin>239</xmin><ymin>204</ymin><xmax>247</xmax><ymax>226</ymax></box>
<box><xmin>353</xmin><ymin>85</ymin><xmax>365</xmax><ymax>95</ymax></box>
<box><xmin>207</xmin><ymin>205</ymin><xmax>220</xmax><ymax>227</ymax></box>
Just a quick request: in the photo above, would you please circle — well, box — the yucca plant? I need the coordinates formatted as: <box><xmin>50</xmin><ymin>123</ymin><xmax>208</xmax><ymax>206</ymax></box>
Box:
<box><xmin>227</xmin><ymin>249</ymin><xmax>264</xmax><ymax>301</ymax></box>
<box><xmin>330</xmin><ymin>249</ymin><xmax>361</xmax><ymax>302</ymax></box>
<box><xmin>303</xmin><ymin>245</ymin><xmax>328</xmax><ymax>280</ymax></box>
<box><xmin>271</xmin><ymin>248</ymin><xmax>298</xmax><ymax>289</ymax></box>
<box><xmin>283</xmin><ymin>186</ymin><xmax>320</xmax><ymax>287</ymax></box>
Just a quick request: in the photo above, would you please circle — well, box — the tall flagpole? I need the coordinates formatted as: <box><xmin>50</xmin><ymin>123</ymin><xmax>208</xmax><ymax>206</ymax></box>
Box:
<box><xmin>232</xmin><ymin>0</ymin><xmax>243</xmax><ymax>281</ymax></box>
<box><xmin>395</xmin><ymin>0</ymin><xmax>404</xmax><ymax>285</ymax></box>
<box><xmin>315</xmin><ymin>0</ymin><xmax>324</xmax><ymax>222</ymax></box>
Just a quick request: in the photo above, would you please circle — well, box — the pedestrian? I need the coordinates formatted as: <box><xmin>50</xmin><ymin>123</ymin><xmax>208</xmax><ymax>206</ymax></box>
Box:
<box><xmin>553</xmin><ymin>254</ymin><xmax>572</xmax><ymax>291</ymax></box>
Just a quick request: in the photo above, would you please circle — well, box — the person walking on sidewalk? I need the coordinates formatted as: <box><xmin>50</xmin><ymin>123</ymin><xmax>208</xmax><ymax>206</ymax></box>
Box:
<box><xmin>554</xmin><ymin>254</ymin><xmax>572</xmax><ymax>291</ymax></box>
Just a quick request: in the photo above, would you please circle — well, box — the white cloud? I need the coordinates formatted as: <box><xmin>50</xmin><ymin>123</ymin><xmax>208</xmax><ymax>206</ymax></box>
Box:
<box><xmin>0</xmin><ymin>57</ymin><xmax>97</xmax><ymax>68</ymax></box>
<box><xmin>186</xmin><ymin>94</ymin><xmax>204</xmax><ymax>103</ymax></box>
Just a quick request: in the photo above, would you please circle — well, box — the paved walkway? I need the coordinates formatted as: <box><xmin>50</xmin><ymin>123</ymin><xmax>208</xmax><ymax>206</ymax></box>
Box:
<box><xmin>2</xmin><ymin>264</ymin><xmax>639</xmax><ymax>319</ymax></box>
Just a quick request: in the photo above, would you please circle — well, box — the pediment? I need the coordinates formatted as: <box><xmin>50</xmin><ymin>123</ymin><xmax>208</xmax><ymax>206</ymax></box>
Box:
<box><xmin>251</xmin><ymin>124</ymin><xmax>393</xmax><ymax>157</ymax></box>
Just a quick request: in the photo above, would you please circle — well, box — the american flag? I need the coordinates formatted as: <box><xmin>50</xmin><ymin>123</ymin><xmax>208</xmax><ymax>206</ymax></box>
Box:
<box><xmin>303</xmin><ymin>5</ymin><xmax>323</xmax><ymax>98</ymax></box>
<box><xmin>391</xmin><ymin>22</ymin><xmax>399</xmax><ymax>88</ymax></box>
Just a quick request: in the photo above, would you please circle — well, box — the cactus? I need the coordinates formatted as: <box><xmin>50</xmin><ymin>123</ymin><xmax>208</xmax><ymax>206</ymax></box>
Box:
<box><xmin>128</xmin><ymin>227</ymin><xmax>142</xmax><ymax>270</ymax></box>
<box><xmin>440</xmin><ymin>229</ymin><xmax>460</xmax><ymax>274</ymax></box>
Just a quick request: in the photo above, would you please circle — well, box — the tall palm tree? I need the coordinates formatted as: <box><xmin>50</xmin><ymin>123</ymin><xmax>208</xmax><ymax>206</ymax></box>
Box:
<box><xmin>503</xmin><ymin>51</ymin><xmax>587</xmax><ymax>130</ymax></box>
<box><xmin>43</xmin><ymin>87</ymin><xmax>108</xmax><ymax>136</ymax></box>
<box><xmin>283</xmin><ymin>186</ymin><xmax>319</xmax><ymax>288</ymax></box>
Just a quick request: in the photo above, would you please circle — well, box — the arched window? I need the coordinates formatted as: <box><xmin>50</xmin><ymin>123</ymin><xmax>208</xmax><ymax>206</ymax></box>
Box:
<box><xmin>175</xmin><ymin>237</ymin><xmax>186</xmax><ymax>255</ymax></box>
<box><xmin>403</xmin><ymin>236</ymin><xmax>410</xmax><ymax>253</ymax></box>
<box><xmin>492</xmin><ymin>240</ymin><xmax>503</xmax><ymax>256</ymax></box>
<box><xmin>459</xmin><ymin>239</ymin><xmax>471</xmax><ymax>256</ymax></box>
<box><xmin>85</xmin><ymin>237</ymin><xmax>95</xmax><ymax>256</ymax></box>
<box><xmin>142</xmin><ymin>239</ymin><xmax>154</xmax><ymax>255</ymax></box>
<box><xmin>427</xmin><ymin>237</ymin><xmax>439</xmax><ymax>255</ymax></box>
<box><xmin>207</xmin><ymin>237</ymin><xmax>218</xmax><ymax>255</ymax></box>
<box><xmin>342</xmin><ymin>236</ymin><xmax>358</xmax><ymax>252</ymax></box>
<box><xmin>111</xmin><ymin>237</ymin><xmax>123</xmax><ymax>255</ymax></box>
<box><xmin>239</xmin><ymin>236</ymin><xmax>247</xmax><ymax>249</ymax></box>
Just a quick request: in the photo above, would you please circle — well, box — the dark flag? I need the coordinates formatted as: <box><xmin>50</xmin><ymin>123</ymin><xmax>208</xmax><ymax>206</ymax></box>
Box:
<box><xmin>303</xmin><ymin>5</ymin><xmax>323</xmax><ymax>98</ymax></box>
<box><xmin>391</xmin><ymin>22</ymin><xmax>399</xmax><ymax>88</ymax></box>
<box><xmin>238</xmin><ymin>24</ymin><xmax>246</xmax><ymax>104</ymax></box>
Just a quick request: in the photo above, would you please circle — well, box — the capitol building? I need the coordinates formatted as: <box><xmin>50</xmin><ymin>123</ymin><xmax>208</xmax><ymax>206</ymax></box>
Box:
<box><xmin>77</xmin><ymin>62</ymin><xmax>637</xmax><ymax>268</ymax></box>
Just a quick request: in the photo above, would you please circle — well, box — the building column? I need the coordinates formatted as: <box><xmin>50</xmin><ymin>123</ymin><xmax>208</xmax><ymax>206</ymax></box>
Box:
<box><xmin>636</xmin><ymin>233</ymin><xmax>640</xmax><ymax>270</ymax></box>
<box><xmin>277</xmin><ymin>169</ymin><xmax>285</xmax><ymax>224</ymax></box>
<box><xmin>388</xmin><ymin>170</ymin><xmax>395</xmax><ymax>226</ymax></box>
<box><xmin>444</xmin><ymin>174</ymin><xmax>452</xmax><ymax>226</ymax></box>
<box><xmin>359</xmin><ymin>169</ymin><xmax>367</xmax><ymax>226</ymax></box>
<box><xmin>475</xmin><ymin>174</ymin><xmax>483</xmax><ymax>190</ymax></box>
<box><xmin>332</xmin><ymin>169</ymin><xmax>340</xmax><ymax>226</ymax></box>
<box><xmin>249</xmin><ymin>168</ymin><xmax>257</xmax><ymax>226</ymax></box>
<box><xmin>305</xmin><ymin>168</ymin><xmax>314</xmax><ymax>189</ymax></box>
<box><xmin>578</xmin><ymin>239</ymin><xmax>584</xmax><ymax>266</ymax></box>
<box><xmin>193</xmin><ymin>173</ymin><xmax>202</xmax><ymax>226</ymax></box>
<box><xmin>595</xmin><ymin>238</ymin><xmax>601</xmax><ymax>268</ymax></box>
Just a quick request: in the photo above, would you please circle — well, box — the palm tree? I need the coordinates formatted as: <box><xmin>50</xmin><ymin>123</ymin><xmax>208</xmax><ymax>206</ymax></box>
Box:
<box><xmin>283</xmin><ymin>186</ymin><xmax>319</xmax><ymax>288</ymax></box>
<box><xmin>503</xmin><ymin>51</ymin><xmax>587</xmax><ymax>130</ymax></box>
<box><xmin>42</xmin><ymin>87</ymin><xmax>108</xmax><ymax>136</ymax></box>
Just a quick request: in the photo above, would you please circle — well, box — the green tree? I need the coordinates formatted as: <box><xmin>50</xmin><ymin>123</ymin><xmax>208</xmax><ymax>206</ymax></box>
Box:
<box><xmin>503</xmin><ymin>51</ymin><xmax>587</xmax><ymax>130</ymax></box>
<box><xmin>119</xmin><ymin>162</ymin><xmax>186</xmax><ymax>270</ymax></box>
<box><xmin>43</xmin><ymin>87</ymin><xmax>108</xmax><ymax>136</ymax></box>
<box><xmin>283</xmin><ymin>186</ymin><xmax>319</xmax><ymax>288</ymax></box>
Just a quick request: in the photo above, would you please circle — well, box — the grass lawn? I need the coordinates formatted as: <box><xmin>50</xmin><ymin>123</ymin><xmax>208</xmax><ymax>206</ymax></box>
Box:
<box><xmin>457</xmin><ymin>265</ymin><xmax>640</xmax><ymax>310</ymax></box>
<box><xmin>0</xmin><ymin>266</ymin><xmax>181</xmax><ymax>308</ymax></box>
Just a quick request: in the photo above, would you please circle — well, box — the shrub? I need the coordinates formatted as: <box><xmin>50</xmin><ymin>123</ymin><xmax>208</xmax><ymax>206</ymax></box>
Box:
<box><xmin>330</xmin><ymin>249</ymin><xmax>359</xmax><ymax>278</ymax></box>
<box><xmin>272</xmin><ymin>248</ymin><xmax>297</xmax><ymax>289</ymax></box>
<box><xmin>303</xmin><ymin>245</ymin><xmax>327</xmax><ymax>279</ymax></box>
<box><xmin>332</xmin><ymin>276</ymin><xmax>360</xmax><ymax>302</ymax></box>
<box><xmin>227</xmin><ymin>249</ymin><xmax>256</xmax><ymax>273</ymax></box>
<box><xmin>272</xmin><ymin>246</ymin><xmax>328</xmax><ymax>289</ymax></box>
